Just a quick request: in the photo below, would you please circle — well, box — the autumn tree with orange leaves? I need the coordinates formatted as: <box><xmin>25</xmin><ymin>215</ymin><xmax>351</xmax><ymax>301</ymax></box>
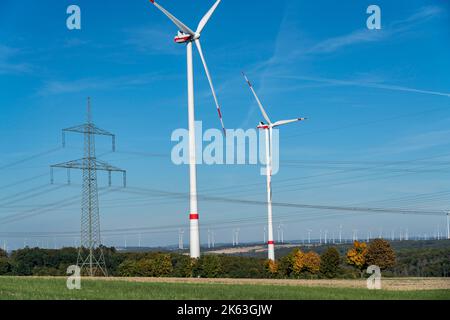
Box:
<box><xmin>303</xmin><ymin>251</ymin><xmax>321</xmax><ymax>275</ymax></box>
<box><xmin>283</xmin><ymin>248</ymin><xmax>321</xmax><ymax>278</ymax></box>
<box><xmin>291</xmin><ymin>249</ymin><xmax>305</xmax><ymax>275</ymax></box>
<box><xmin>346</xmin><ymin>241</ymin><xmax>368</xmax><ymax>277</ymax></box>
<box><xmin>264</xmin><ymin>259</ymin><xmax>279</xmax><ymax>277</ymax></box>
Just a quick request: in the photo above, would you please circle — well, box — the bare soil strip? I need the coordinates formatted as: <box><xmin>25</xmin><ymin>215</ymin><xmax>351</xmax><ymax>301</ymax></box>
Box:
<box><xmin>78</xmin><ymin>277</ymin><xmax>450</xmax><ymax>291</ymax></box>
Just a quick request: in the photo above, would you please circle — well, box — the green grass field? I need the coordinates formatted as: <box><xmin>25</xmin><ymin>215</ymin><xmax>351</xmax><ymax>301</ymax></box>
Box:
<box><xmin>0</xmin><ymin>277</ymin><xmax>449</xmax><ymax>300</ymax></box>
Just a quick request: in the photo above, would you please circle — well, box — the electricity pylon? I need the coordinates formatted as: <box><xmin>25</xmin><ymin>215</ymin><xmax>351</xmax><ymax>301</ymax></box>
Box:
<box><xmin>51</xmin><ymin>98</ymin><xmax>126</xmax><ymax>276</ymax></box>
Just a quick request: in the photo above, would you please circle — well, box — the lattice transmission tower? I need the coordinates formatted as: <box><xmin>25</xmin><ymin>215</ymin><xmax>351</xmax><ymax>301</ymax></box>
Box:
<box><xmin>50</xmin><ymin>98</ymin><xmax>126</xmax><ymax>276</ymax></box>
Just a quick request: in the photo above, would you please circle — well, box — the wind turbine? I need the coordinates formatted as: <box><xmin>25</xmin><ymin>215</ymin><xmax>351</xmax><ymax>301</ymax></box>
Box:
<box><xmin>242</xmin><ymin>73</ymin><xmax>306</xmax><ymax>261</ymax></box>
<box><xmin>447</xmin><ymin>212</ymin><xmax>450</xmax><ymax>240</ymax></box>
<box><xmin>148</xmin><ymin>0</ymin><xmax>225</xmax><ymax>258</ymax></box>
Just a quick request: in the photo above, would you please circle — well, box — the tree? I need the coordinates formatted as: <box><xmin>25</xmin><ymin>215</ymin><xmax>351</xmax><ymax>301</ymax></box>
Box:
<box><xmin>195</xmin><ymin>255</ymin><xmax>223</xmax><ymax>278</ymax></box>
<box><xmin>320</xmin><ymin>247</ymin><xmax>340</xmax><ymax>278</ymax></box>
<box><xmin>278</xmin><ymin>249</ymin><xmax>297</xmax><ymax>277</ymax></box>
<box><xmin>117</xmin><ymin>260</ymin><xmax>138</xmax><ymax>277</ymax></box>
<box><xmin>303</xmin><ymin>251</ymin><xmax>321</xmax><ymax>275</ymax></box>
<box><xmin>153</xmin><ymin>254</ymin><xmax>174</xmax><ymax>276</ymax></box>
<box><xmin>366</xmin><ymin>239</ymin><xmax>396</xmax><ymax>270</ymax></box>
<box><xmin>346</xmin><ymin>241</ymin><xmax>368</xmax><ymax>276</ymax></box>
<box><xmin>0</xmin><ymin>257</ymin><xmax>11</xmax><ymax>275</ymax></box>
<box><xmin>135</xmin><ymin>254</ymin><xmax>174</xmax><ymax>277</ymax></box>
<box><xmin>281</xmin><ymin>248</ymin><xmax>321</xmax><ymax>277</ymax></box>
<box><xmin>172</xmin><ymin>255</ymin><xmax>195</xmax><ymax>278</ymax></box>
<box><xmin>0</xmin><ymin>248</ymin><xmax>7</xmax><ymax>258</ymax></box>
<box><xmin>264</xmin><ymin>259</ymin><xmax>279</xmax><ymax>277</ymax></box>
<box><xmin>135</xmin><ymin>258</ymin><xmax>155</xmax><ymax>277</ymax></box>
<box><xmin>291</xmin><ymin>249</ymin><xmax>305</xmax><ymax>276</ymax></box>
<box><xmin>10</xmin><ymin>248</ymin><xmax>49</xmax><ymax>276</ymax></box>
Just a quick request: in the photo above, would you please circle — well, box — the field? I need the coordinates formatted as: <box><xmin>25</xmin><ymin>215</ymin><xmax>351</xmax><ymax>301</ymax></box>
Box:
<box><xmin>0</xmin><ymin>277</ymin><xmax>449</xmax><ymax>300</ymax></box>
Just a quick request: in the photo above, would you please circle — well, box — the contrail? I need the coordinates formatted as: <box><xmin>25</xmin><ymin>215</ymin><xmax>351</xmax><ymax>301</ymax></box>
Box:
<box><xmin>278</xmin><ymin>75</ymin><xmax>450</xmax><ymax>98</ymax></box>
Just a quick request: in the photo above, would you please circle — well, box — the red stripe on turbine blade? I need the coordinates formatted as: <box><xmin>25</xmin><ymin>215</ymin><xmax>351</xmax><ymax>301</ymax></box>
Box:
<box><xmin>217</xmin><ymin>108</ymin><xmax>222</xmax><ymax>118</ymax></box>
<box><xmin>190</xmin><ymin>213</ymin><xmax>199</xmax><ymax>220</ymax></box>
<box><xmin>268</xmin><ymin>241</ymin><xmax>275</xmax><ymax>245</ymax></box>
<box><xmin>149</xmin><ymin>0</ymin><xmax>155</xmax><ymax>3</ymax></box>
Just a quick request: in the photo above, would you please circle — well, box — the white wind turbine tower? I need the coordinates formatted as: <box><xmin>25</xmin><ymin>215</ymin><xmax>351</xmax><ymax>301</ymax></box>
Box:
<box><xmin>211</xmin><ymin>230</ymin><xmax>215</xmax><ymax>248</ymax></box>
<box><xmin>277</xmin><ymin>223</ymin><xmax>285</xmax><ymax>244</ymax></box>
<box><xmin>242</xmin><ymin>73</ymin><xmax>306</xmax><ymax>261</ymax></box>
<box><xmin>263</xmin><ymin>226</ymin><xmax>266</xmax><ymax>244</ymax></box>
<box><xmin>447</xmin><ymin>212</ymin><xmax>450</xmax><ymax>240</ymax></box>
<box><xmin>148</xmin><ymin>0</ymin><xmax>226</xmax><ymax>258</ymax></box>
<box><xmin>232</xmin><ymin>228</ymin><xmax>240</xmax><ymax>246</ymax></box>
<box><xmin>178</xmin><ymin>229</ymin><xmax>184</xmax><ymax>250</ymax></box>
<box><xmin>207</xmin><ymin>229</ymin><xmax>211</xmax><ymax>248</ymax></box>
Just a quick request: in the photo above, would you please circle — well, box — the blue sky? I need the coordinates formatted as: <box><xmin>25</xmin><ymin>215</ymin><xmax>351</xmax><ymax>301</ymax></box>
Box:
<box><xmin>0</xmin><ymin>0</ymin><xmax>449</xmax><ymax>249</ymax></box>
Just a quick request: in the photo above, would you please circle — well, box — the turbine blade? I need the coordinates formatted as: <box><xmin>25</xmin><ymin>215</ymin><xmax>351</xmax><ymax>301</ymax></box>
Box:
<box><xmin>272</xmin><ymin>118</ymin><xmax>307</xmax><ymax>127</ymax></box>
<box><xmin>196</xmin><ymin>0</ymin><xmax>221</xmax><ymax>34</ymax></box>
<box><xmin>149</xmin><ymin>0</ymin><xmax>195</xmax><ymax>36</ymax></box>
<box><xmin>195</xmin><ymin>39</ymin><xmax>226</xmax><ymax>134</ymax></box>
<box><xmin>242</xmin><ymin>72</ymin><xmax>272</xmax><ymax>125</ymax></box>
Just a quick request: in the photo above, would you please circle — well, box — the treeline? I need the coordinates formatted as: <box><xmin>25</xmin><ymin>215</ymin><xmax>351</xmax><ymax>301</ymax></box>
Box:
<box><xmin>0</xmin><ymin>247</ymin><xmax>268</xmax><ymax>278</ymax></box>
<box><xmin>0</xmin><ymin>239</ymin><xmax>448</xmax><ymax>278</ymax></box>
<box><xmin>390</xmin><ymin>247</ymin><xmax>450</xmax><ymax>277</ymax></box>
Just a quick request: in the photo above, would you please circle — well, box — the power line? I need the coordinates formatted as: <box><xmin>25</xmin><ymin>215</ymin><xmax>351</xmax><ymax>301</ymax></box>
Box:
<box><xmin>0</xmin><ymin>172</ymin><xmax>48</xmax><ymax>191</ymax></box>
<box><xmin>119</xmin><ymin>186</ymin><xmax>446</xmax><ymax>216</ymax></box>
<box><xmin>0</xmin><ymin>147</ymin><xmax>61</xmax><ymax>171</ymax></box>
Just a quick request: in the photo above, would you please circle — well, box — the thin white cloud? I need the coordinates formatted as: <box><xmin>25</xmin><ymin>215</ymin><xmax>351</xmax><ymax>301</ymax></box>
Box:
<box><xmin>305</xmin><ymin>5</ymin><xmax>442</xmax><ymax>55</ymax></box>
<box><xmin>63</xmin><ymin>38</ymin><xmax>90</xmax><ymax>49</ymax></box>
<box><xmin>38</xmin><ymin>73</ymin><xmax>172</xmax><ymax>95</ymax></box>
<box><xmin>308</xmin><ymin>29</ymin><xmax>386</xmax><ymax>54</ymax></box>
<box><xmin>124</xmin><ymin>27</ymin><xmax>183</xmax><ymax>56</ymax></box>
<box><xmin>391</xmin><ymin>5</ymin><xmax>443</xmax><ymax>29</ymax></box>
<box><xmin>369</xmin><ymin>128</ymin><xmax>450</xmax><ymax>156</ymax></box>
<box><xmin>0</xmin><ymin>45</ymin><xmax>32</xmax><ymax>74</ymax></box>
<box><xmin>277</xmin><ymin>75</ymin><xmax>450</xmax><ymax>98</ymax></box>
<box><xmin>273</xmin><ymin>5</ymin><xmax>444</xmax><ymax>62</ymax></box>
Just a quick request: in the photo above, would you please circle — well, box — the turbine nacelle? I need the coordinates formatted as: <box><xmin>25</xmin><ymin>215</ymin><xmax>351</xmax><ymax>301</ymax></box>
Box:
<box><xmin>174</xmin><ymin>31</ymin><xmax>200</xmax><ymax>44</ymax></box>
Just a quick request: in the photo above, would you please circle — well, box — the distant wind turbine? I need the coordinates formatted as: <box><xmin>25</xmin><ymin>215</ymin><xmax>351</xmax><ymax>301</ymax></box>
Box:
<box><xmin>242</xmin><ymin>72</ymin><xmax>306</xmax><ymax>261</ymax></box>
